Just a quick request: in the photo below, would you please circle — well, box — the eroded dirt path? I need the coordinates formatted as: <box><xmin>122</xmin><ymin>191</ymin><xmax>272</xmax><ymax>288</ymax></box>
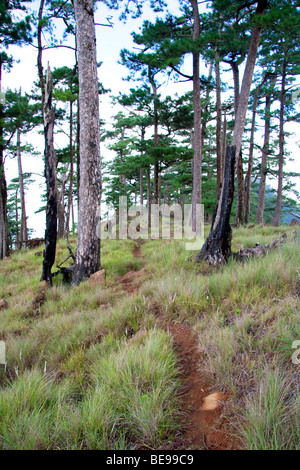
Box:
<box><xmin>126</xmin><ymin>241</ymin><xmax>241</xmax><ymax>450</ymax></box>
<box><xmin>165</xmin><ymin>322</ymin><xmax>239</xmax><ymax>450</ymax></box>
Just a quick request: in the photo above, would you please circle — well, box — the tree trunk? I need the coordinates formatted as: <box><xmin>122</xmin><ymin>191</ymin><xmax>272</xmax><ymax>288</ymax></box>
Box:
<box><xmin>196</xmin><ymin>145</ymin><xmax>236</xmax><ymax>265</ymax></box>
<box><xmin>197</xmin><ymin>0</ymin><xmax>268</xmax><ymax>264</ymax></box>
<box><xmin>149</xmin><ymin>70</ymin><xmax>159</xmax><ymax>204</ymax></box>
<box><xmin>235</xmin><ymin>149</ymin><xmax>244</xmax><ymax>225</ymax></box>
<box><xmin>231</xmin><ymin>0</ymin><xmax>268</xmax><ymax>225</ymax></box>
<box><xmin>256</xmin><ymin>91</ymin><xmax>272</xmax><ymax>224</ymax></box>
<box><xmin>71</xmin><ymin>0</ymin><xmax>102</xmax><ymax>285</ymax></box>
<box><xmin>140</xmin><ymin>167</ymin><xmax>144</xmax><ymax>206</ymax></box>
<box><xmin>66</xmin><ymin>100</ymin><xmax>74</xmax><ymax>232</ymax></box>
<box><xmin>15</xmin><ymin>188</ymin><xmax>20</xmax><ymax>249</ymax></box>
<box><xmin>0</xmin><ymin>61</ymin><xmax>8</xmax><ymax>259</ymax></box>
<box><xmin>41</xmin><ymin>65</ymin><xmax>58</xmax><ymax>285</ymax></box>
<box><xmin>57</xmin><ymin>188</ymin><xmax>65</xmax><ymax>238</ymax></box>
<box><xmin>201</xmin><ymin>62</ymin><xmax>213</xmax><ymax>149</ymax></box>
<box><xmin>244</xmin><ymin>86</ymin><xmax>259</xmax><ymax>224</ymax></box>
<box><xmin>190</xmin><ymin>0</ymin><xmax>202</xmax><ymax>232</ymax></box>
<box><xmin>0</xmin><ymin>148</ymin><xmax>8</xmax><ymax>260</ymax></box>
<box><xmin>221</xmin><ymin>110</ymin><xmax>227</xmax><ymax>181</ymax></box>
<box><xmin>231</xmin><ymin>61</ymin><xmax>240</xmax><ymax>118</ymax></box>
<box><xmin>147</xmin><ymin>165</ymin><xmax>151</xmax><ymax>229</ymax></box>
<box><xmin>273</xmin><ymin>48</ymin><xmax>287</xmax><ymax>227</ymax></box>
<box><xmin>17</xmin><ymin>128</ymin><xmax>28</xmax><ymax>247</ymax></box>
<box><xmin>215</xmin><ymin>50</ymin><xmax>223</xmax><ymax>198</ymax></box>
<box><xmin>231</xmin><ymin>0</ymin><xmax>268</xmax><ymax>159</ymax></box>
<box><xmin>37</xmin><ymin>0</ymin><xmax>46</xmax><ymax>106</ymax></box>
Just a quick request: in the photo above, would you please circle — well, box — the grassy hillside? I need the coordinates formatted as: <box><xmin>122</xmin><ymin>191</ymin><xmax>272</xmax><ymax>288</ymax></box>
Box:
<box><xmin>0</xmin><ymin>225</ymin><xmax>299</xmax><ymax>450</ymax></box>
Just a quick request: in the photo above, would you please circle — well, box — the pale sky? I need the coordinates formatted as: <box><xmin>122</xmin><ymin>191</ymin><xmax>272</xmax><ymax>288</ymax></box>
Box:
<box><xmin>3</xmin><ymin>0</ymin><xmax>300</xmax><ymax>237</ymax></box>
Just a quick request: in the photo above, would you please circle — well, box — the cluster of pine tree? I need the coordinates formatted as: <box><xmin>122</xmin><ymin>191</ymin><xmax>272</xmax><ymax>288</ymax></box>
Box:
<box><xmin>0</xmin><ymin>0</ymin><xmax>299</xmax><ymax>283</ymax></box>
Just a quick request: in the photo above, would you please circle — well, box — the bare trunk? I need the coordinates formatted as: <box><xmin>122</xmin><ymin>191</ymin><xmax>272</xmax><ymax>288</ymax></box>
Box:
<box><xmin>76</xmin><ymin>95</ymin><xmax>80</xmax><ymax>210</ymax></box>
<box><xmin>17</xmin><ymin>128</ymin><xmax>28</xmax><ymax>247</ymax></box>
<box><xmin>140</xmin><ymin>167</ymin><xmax>144</xmax><ymax>206</ymax></box>
<box><xmin>196</xmin><ymin>145</ymin><xmax>236</xmax><ymax>264</ymax></box>
<box><xmin>41</xmin><ymin>65</ymin><xmax>58</xmax><ymax>284</ymax></box>
<box><xmin>57</xmin><ymin>188</ymin><xmax>65</xmax><ymax>238</ymax></box>
<box><xmin>201</xmin><ymin>62</ymin><xmax>213</xmax><ymax>149</ymax></box>
<box><xmin>15</xmin><ymin>188</ymin><xmax>19</xmax><ymax>249</ymax></box>
<box><xmin>37</xmin><ymin>0</ymin><xmax>46</xmax><ymax>107</ymax></box>
<box><xmin>147</xmin><ymin>166</ymin><xmax>151</xmax><ymax>229</ymax></box>
<box><xmin>72</xmin><ymin>0</ymin><xmax>102</xmax><ymax>285</ymax></box>
<box><xmin>231</xmin><ymin>0</ymin><xmax>268</xmax><ymax>225</ymax></box>
<box><xmin>149</xmin><ymin>72</ymin><xmax>159</xmax><ymax>204</ymax></box>
<box><xmin>158</xmin><ymin>171</ymin><xmax>162</xmax><ymax>205</ymax></box>
<box><xmin>273</xmin><ymin>49</ymin><xmax>287</xmax><ymax>227</ymax></box>
<box><xmin>231</xmin><ymin>0</ymin><xmax>267</xmax><ymax>157</ymax></box>
<box><xmin>231</xmin><ymin>61</ymin><xmax>240</xmax><ymax>118</ymax></box>
<box><xmin>66</xmin><ymin>100</ymin><xmax>74</xmax><ymax>232</ymax></box>
<box><xmin>256</xmin><ymin>91</ymin><xmax>272</xmax><ymax>224</ymax></box>
<box><xmin>221</xmin><ymin>111</ymin><xmax>227</xmax><ymax>181</ymax></box>
<box><xmin>0</xmin><ymin>151</ymin><xmax>8</xmax><ymax>259</ymax></box>
<box><xmin>197</xmin><ymin>0</ymin><xmax>268</xmax><ymax>264</ymax></box>
<box><xmin>190</xmin><ymin>0</ymin><xmax>202</xmax><ymax>232</ymax></box>
<box><xmin>0</xmin><ymin>63</ymin><xmax>8</xmax><ymax>259</ymax></box>
<box><xmin>215</xmin><ymin>50</ymin><xmax>222</xmax><ymax>198</ymax></box>
<box><xmin>245</xmin><ymin>86</ymin><xmax>259</xmax><ymax>224</ymax></box>
<box><xmin>154</xmin><ymin>161</ymin><xmax>159</xmax><ymax>204</ymax></box>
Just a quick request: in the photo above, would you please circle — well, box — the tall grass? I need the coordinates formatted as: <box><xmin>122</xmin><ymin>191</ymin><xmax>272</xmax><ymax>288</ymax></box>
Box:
<box><xmin>0</xmin><ymin>225</ymin><xmax>299</xmax><ymax>449</ymax></box>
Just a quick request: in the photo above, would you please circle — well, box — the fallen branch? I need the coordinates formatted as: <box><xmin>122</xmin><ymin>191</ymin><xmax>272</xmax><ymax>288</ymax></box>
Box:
<box><xmin>289</xmin><ymin>211</ymin><xmax>300</xmax><ymax>221</ymax></box>
<box><xmin>233</xmin><ymin>233</ymin><xmax>287</xmax><ymax>261</ymax></box>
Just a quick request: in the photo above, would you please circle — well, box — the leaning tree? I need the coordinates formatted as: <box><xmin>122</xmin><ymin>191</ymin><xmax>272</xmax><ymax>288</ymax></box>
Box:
<box><xmin>197</xmin><ymin>0</ymin><xmax>268</xmax><ymax>265</ymax></box>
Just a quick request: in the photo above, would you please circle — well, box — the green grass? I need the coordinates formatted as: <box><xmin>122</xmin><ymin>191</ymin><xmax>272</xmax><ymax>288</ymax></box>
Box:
<box><xmin>0</xmin><ymin>225</ymin><xmax>299</xmax><ymax>449</ymax></box>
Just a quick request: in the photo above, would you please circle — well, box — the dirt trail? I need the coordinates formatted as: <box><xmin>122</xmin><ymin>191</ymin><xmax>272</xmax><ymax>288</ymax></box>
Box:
<box><xmin>165</xmin><ymin>322</ymin><xmax>239</xmax><ymax>450</ymax></box>
<box><xmin>118</xmin><ymin>240</ymin><xmax>146</xmax><ymax>293</ymax></box>
<box><xmin>128</xmin><ymin>241</ymin><xmax>240</xmax><ymax>450</ymax></box>
<box><xmin>132</xmin><ymin>239</ymin><xmax>144</xmax><ymax>259</ymax></box>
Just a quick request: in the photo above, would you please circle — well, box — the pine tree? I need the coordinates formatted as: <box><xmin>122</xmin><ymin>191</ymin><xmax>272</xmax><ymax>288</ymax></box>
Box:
<box><xmin>0</xmin><ymin>0</ymin><xmax>32</xmax><ymax>258</ymax></box>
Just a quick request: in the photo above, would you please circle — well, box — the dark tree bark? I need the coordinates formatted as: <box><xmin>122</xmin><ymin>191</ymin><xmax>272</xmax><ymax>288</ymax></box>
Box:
<box><xmin>0</xmin><ymin>61</ymin><xmax>8</xmax><ymax>259</ymax></box>
<box><xmin>245</xmin><ymin>85</ymin><xmax>260</xmax><ymax>224</ymax></box>
<box><xmin>256</xmin><ymin>91</ymin><xmax>272</xmax><ymax>224</ymax></box>
<box><xmin>57</xmin><ymin>184</ymin><xmax>66</xmax><ymax>238</ymax></box>
<box><xmin>17</xmin><ymin>128</ymin><xmax>28</xmax><ymax>247</ymax></box>
<box><xmin>231</xmin><ymin>0</ymin><xmax>268</xmax><ymax>225</ymax></box>
<box><xmin>232</xmin><ymin>0</ymin><xmax>268</xmax><ymax>160</ymax></box>
<box><xmin>149</xmin><ymin>69</ymin><xmax>159</xmax><ymax>204</ymax></box>
<box><xmin>140</xmin><ymin>167</ymin><xmax>143</xmax><ymax>206</ymax></box>
<box><xmin>147</xmin><ymin>165</ymin><xmax>151</xmax><ymax>229</ymax></box>
<box><xmin>196</xmin><ymin>145</ymin><xmax>236</xmax><ymax>265</ymax></box>
<box><xmin>190</xmin><ymin>0</ymin><xmax>202</xmax><ymax>232</ymax></box>
<box><xmin>201</xmin><ymin>63</ymin><xmax>213</xmax><ymax>147</ymax></box>
<box><xmin>221</xmin><ymin>110</ymin><xmax>227</xmax><ymax>181</ymax></box>
<box><xmin>215</xmin><ymin>50</ymin><xmax>223</xmax><ymax>199</ymax></box>
<box><xmin>273</xmin><ymin>47</ymin><xmax>287</xmax><ymax>227</ymax></box>
<box><xmin>66</xmin><ymin>99</ymin><xmax>74</xmax><ymax>232</ymax></box>
<box><xmin>41</xmin><ymin>65</ymin><xmax>58</xmax><ymax>285</ymax></box>
<box><xmin>231</xmin><ymin>61</ymin><xmax>240</xmax><ymax>118</ymax></box>
<box><xmin>0</xmin><ymin>147</ymin><xmax>8</xmax><ymax>259</ymax></box>
<box><xmin>71</xmin><ymin>0</ymin><xmax>102</xmax><ymax>285</ymax></box>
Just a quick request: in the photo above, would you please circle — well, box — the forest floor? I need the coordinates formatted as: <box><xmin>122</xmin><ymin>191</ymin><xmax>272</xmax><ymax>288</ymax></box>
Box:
<box><xmin>0</xmin><ymin>225</ymin><xmax>299</xmax><ymax>450</ymax></box>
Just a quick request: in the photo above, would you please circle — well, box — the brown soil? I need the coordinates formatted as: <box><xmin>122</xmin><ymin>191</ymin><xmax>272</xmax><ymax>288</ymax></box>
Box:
<box><xmin>132</xmin><ymin>239</ymin><xmax>145</xmax><ymax>259</ymax></box>
<box><xmin>129</xmin><ymin>242</ymin><xmax>241</xmax><ymax>450</ymax></box>
<box><xmin>164</xmin><ymin>322</ymin><xmax>240</xmax><ymax>450</ymax></box>
<box><xmin>118</xmin><ymin>268</ymin><xmax>146</xmax><ymax>293</ymax></box>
